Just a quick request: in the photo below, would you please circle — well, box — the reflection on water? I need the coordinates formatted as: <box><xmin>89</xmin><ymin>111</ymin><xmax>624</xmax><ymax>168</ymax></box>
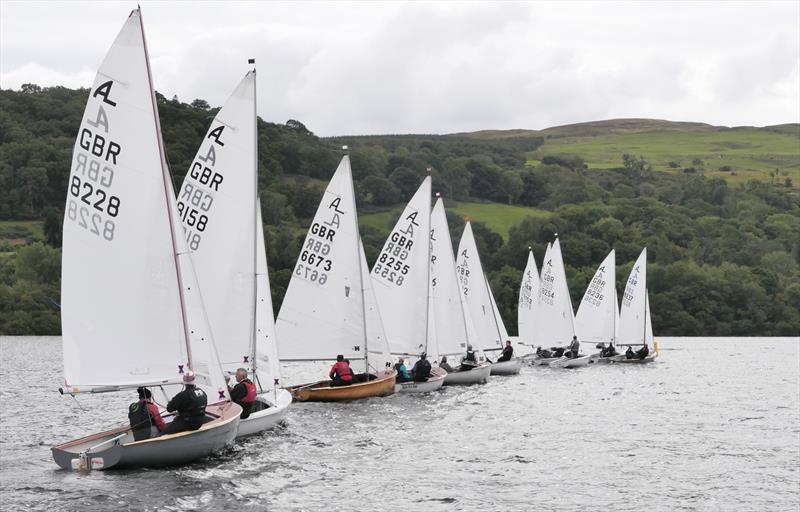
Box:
<box><xmin>1</xmin><ymin>337</ymin><xmax>798</xmax><ymax>511</ymax></box>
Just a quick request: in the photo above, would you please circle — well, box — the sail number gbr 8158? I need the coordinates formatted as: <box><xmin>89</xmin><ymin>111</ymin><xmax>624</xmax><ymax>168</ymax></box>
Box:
<box><xmin>178</xmin><ymin>125</ymin><xmax>225</xmax><ymax>250</ymax></box>
<box><xmin>67</xmin><ymin>81</ymin><xmax>122</xmax><ymax>242</ymax></box>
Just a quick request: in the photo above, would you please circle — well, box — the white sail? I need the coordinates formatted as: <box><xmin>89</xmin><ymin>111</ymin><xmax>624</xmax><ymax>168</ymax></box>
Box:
<box><xmin>429</xmin><ymin>197</ymin><xmax>469</xmax><ymax>357</ymax></box>
<box><xmin>455</xmin><ymin>222</ymin><xmax>503</xmax><ymax>352</ymax></box>
<box><xmin>533</xmin><ymin>237</ymin><xmax>575</xmax><ymax>347</ymax></box>
<box><xmin>361</xmin><ymin>241</ymin><xmax>393</xmax><ymax>372</ymax></box>
<box><xmin>575</xmin><ymin>249</ymin><xmax>617</xmax><ymax>345</ymax></box>
<box><xmin>61</xmin><ymin>10</ymin><xmax>188</xmax><ymax>391</ymax></box>
<box><xmin>254</xmin><ymin>202</ymin><xmax>282</xmax><ymax>392</ymax></box>
<box><xmin>619</xmin><ymin>248</ymin><xmax>648</xmax><ymax>345</ymax></box>
<box><xmin>176</xmin><ymin>71</ymin><xmax>257</xmax><ymax>375</ymax></box>
<box><xmin>517</xmin><ymin>249</ymin><xmax>539</xmax><ymax>346</ymax></box>
<box><xmin>276</xmin><ymin>156</ymin><xmax>366</xmax><ymax>361</ymax></box>
<box><xmin>371</xmin><ymin>176</ymin><xmax>431</xmax><ymax>356</ymax></box>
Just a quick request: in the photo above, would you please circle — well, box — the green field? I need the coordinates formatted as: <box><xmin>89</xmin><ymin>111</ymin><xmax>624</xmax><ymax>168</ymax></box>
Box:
<box><xmin>529</xmin><ymin>125</ymin><xmax>800</xmax><ymax>185</ymax></box>
<box><xmin>360</xmin><ymin>201</ymin><xmax>550</xmax><ymax>240</ymax></box>
<box><xmin>0</xmin><ymin>220</ymin><xmax>44</xmax><ymax>245</ymax></box>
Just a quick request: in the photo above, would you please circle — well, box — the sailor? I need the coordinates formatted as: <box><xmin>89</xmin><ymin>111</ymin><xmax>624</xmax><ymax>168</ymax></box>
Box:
<box><xmin>412</xmin><ymin>352</ymin><xmax>432</xmax><ymax>382</ymax></box>
<box><xmin>568</xmin><ymin>336</ymin><xmax>580</xmax><ymax>358</ymax></box>
<box><xmin>536</xmin><ymin>346</ymin><xmax>553</xmax><ymax>358</ymax></box>
<box><xmin>226</xmin><ymin>368</ymin><xmax>257</xmax><ymax>420</ymax></box>
<box><xmin>552</xmin><ymin>347</ymin><xmax>565</xmax><ymax>358</ymax></box>
<box><xmin>496</xmin><ymin>340</ymin><xmax>514</xmax><ymax>362</ymax></box>
<box><xmin>603</xmin><ymin>343</ymin><xmax>618</xmax><ymax>357</ymax></box>
<box><xmin>626</xmin><ymin>346</ymin><xmax>635</xmax><ymax>359</ymax></box>
<box><xmin>394</xmin><ymin>357</ymin><xmax>411</xmax><ymax>382</ymax></box>
<box><xmin>636</xmin><ymin>344</ymin><xmax>650</xmax><ymax>359</ymax></box>
<box><xmin>163</xmin><ymin>371</ymin><xmax>208</xmax><ymax>435</ymax></box>
<box><xmin>460</xmin><ymin>345</ymin><xmax>478</xmax><ymax>371</ymax></box>
<box><xmin>128</xmin><ymin>386</ymin><xmax>165</xmax><ymax>441</ymax></box>
<box><xmin>329</xmin><ymin>354</ymin><xmax>354</xmax><ymax>386</ymax></box>
<box><xmin>439</xmin><ymin>356</ymin><xmax>455</xmax><ymax>373</ymax></box>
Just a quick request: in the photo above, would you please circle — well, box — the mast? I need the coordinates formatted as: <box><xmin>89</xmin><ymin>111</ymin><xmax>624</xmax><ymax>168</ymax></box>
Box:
<box><xmin>140</xmin><ymin>7</ymin><xmax>192</xmax><ymax>366</ymax></box>
<box><xmin>423</xmin><ymin>172</ymin><xmax>433</xmax><ymax>356</ymax></box>
<box><xmin>642</xmin><ymin>287</ymin><xmax>648</xmax><ymax>346</ymax></box>
<box><xmin>346</xmin><ymin>146</ymin><xmax>370</xmax><ymax>374</ymax></box>
<box><xmin>249</xmin><ymin>58</ymin><xmax>259</xmax><ymax>383</ymax></box>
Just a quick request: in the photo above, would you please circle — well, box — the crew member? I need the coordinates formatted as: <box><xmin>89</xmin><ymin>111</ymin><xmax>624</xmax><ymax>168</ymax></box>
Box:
<box><xmin>461</xmin><ymin>345</ymin><xmax>478</xmax><ymax>371</ymax></box>
<box><xmin>163</xmin><ymin>371</ymin><xmax>207</xmax><ymax>435</ymax></box>
<box><xmin>226</xmin><ymin>368</ymin><xmax>257</xmax><ymax>419</ymax></box>
<box><xmin>568</xmin><ymin>336</ymin><xmax>580</xmax><ymax>359</ymax></box>
<box><xmin>626</xmin><ymin>346</ymin><xmax>635</xmax><ymax>359</ymax></box>
<box><xmin>394</xmin><ymin>357</ymin><xmax>411</xmax><ymax>382</ymax></box>
<box><xmin>412</xmin><ymin>353</ymin><xmax>432</xmax><ymax>382</ymax></box>
<box><xmin>496</xmin><ymin>340</ymin><xmax>514</xmax><ymax>362</ymax></box>
<box><xmin>329</xmin><ymin>355</ymin><xmax>354</xmax><ymax>386</ymax></box>
<box><xmin>439</xmin><ymin>356</ymin><xmax>455</xmax><ymax>373</ymax></box>
<box><xmin>128</xmin><ymin>386</ymin><xmax>165</xmax><ymax>441</ymax></box>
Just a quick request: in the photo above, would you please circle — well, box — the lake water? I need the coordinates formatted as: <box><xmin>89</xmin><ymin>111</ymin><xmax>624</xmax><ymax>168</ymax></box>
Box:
<box><xmin>0</xmin><ymin>337</ymin><xmax>798</xmax><ymax>511</ymax></box>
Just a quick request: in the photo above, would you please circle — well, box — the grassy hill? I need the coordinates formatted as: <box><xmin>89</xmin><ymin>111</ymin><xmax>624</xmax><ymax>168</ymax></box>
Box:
<box><xmin>460</xmin><ymin>119</ymin><xmax>800</xmax><ymax>186</ymax></box>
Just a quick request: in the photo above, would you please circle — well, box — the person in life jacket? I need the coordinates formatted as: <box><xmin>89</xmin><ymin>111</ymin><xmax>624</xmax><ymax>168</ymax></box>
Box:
<box><xmin>128</xmin><ymin>387</ymin><xmax>165</xmax><ymax>441</ymax></box>
<box><xmin>394</xmin><ymin>357</ymin><xmax>411</xmax><ymax>382</ymax></box>
<box><xmin>411</xmin><ymin>352</ymin><xmax>432</xmax><ymax>382</ymax></box>
<box><xmin>568</xmin><ymin>336</ymin><xmax>581</xmax><ymax>359</ymax></box>
<box><xmin>329</xmin><ymin>355</ymin><xmax>354</xmax><ymax>387</ymax></box>
<box><xmin>496</xmin><ymin>340</ymin><xmax>514</xmax><ymax>362</ymax></box>
<box><xmin>226</xmin><ymin>368</ymin><xmax>257</xmax><ymax>420</ymax></box>
<box><xmin>625</xmin><ymin>346</ymin><xmax>635</xmax><ymax>359</ymax></box>
<box><xmin>163</xmin><ymin>371</ymin><xmax>208</xmax><ymax>435</ymax></box>
<box><xmin>439</xmin><ymin>356</ymin><xmax>455</xmax><ymax>373</ymax></box>
<box><xmin>460</xmin><ymin>345</ymin><xmax>478</xmax><ymax>371</ymax></box>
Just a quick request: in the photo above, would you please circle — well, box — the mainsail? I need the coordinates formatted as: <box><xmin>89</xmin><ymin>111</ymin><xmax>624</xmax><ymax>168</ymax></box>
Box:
<box><xmin>532</xmin><ymin>237</ymin><xmax>575</xmax><ymax>347</ymax></box>
<box><xmin>429</xmin><ymin>197</ymin><xmax>469</xmax><ymax>358</ymax></box>
<box><xmin>176</xmin><ymin>70</ymin><xmax>257</xmax><ymax>375</ymax></box>
<box><xmin>276</xmin><ymin>156</ymin><xmax>367</xmax><ymax>363</ymax></box>
<box><xmin>371</xmin><ymin>177</ymin><xmax>432</xmax><ymax>356</ymax></box>
<box><xmin>619</xmin><ymin>248</ymin><xmax>648</xmax><ymax>345</ymax></box>
<box><xmin>62</xmin><ymin>10</ymin><xmax>189</xmax><ymax>392</ymax></box>
<box><xmin>575</xmin><ymin>249</ymin><xmax>617</xmax><ymax>345</ymax></box>
<box><xmin>517</xmin><ymin>249</ymin><xmax>539</xmax><ymax>346</ymax></box>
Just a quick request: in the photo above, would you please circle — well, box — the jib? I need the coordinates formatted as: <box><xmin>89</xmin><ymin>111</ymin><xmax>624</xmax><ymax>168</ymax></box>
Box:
<box><xmin>189</xmin><ymin>162</ymin><xmax>223</xmax><ymax>191</ymax></box>
<box><xmin>79</xmin><ymin>128</ymin><xmax>121</xmax><ymax>164</ymax></box>
<box><xmin>311</xmin><ymin>223</ymin><xmax>335</xmax><ymax>241</ymax></box>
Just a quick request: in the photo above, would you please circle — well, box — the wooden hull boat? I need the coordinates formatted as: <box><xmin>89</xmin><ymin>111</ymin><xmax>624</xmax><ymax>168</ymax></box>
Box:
<box><xmin>490</xmin><ymin>358</ymin><xmax>522</xmax><ymax>375</ymax></box>
<box><xmin>287</xmin><ymin>369</ymin><xmax>396</xmax><ymax>402</ymax></box>
<box><xmin>395</xmin><ymin>367</ymin><xmax>446</xmax><ymax>393</ymax></box>
<box><xmin>52</xmin><ymin>402</ymin><xmax>241</xmax><ymax>471</ymax></box>
<box><xmin>443</xmin><ymin>362</ymin><xmax>491</xmax><ymax>386</ymax></box>
<box><xmin>236</xmin><ymin>389</ymin><xmax>292</xmax><ymax>438</ymax></box>
<box><xmin>550</xmin><ymin>355</ymin><xmax>592</xmax><ymax>369</ymax></box>
<box><xmin>617</xmin><ymin>353</ymin><xmax>658</xmax><ymax>364</ymax></box>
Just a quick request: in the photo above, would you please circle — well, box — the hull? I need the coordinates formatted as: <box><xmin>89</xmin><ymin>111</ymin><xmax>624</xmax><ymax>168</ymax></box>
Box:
<box><xmin>236</xmin><ymin>389</ymin><xmax>292</xmax><ymax>438</ymax></box>
<box><xmin>530</xmin><ymin>356</ymin><xmax>560</xmax><ymax>366</ymax></box>
<box><xmin>550</xmin><ymin>355</ymin><xmax>592</xmax><ymax>369</ymax></box>
<box><xmin>443</xmin><ymin>363</ymin><xmax>491</xmax><ymax>386</ymax></box>
<box><xmin>490</xmin><ymin>358</ymin><xmax>522</xmax><ymax>375</ymax></box>
<box><xmin>52</xmin><ymin>402</ymin><xmax>241</xmax><ymax>471</ymax></box>
<box><xmin>595</xmin><ymin>354</ymin><xmax>626</xmax><ymax>364</ymax></box>
<box><xmin>617</xmin><ymin>353</ymin><xmax>658</xmax><ymax>364</ymax></box>
<box><xmin>395</xmin><ymin>367</ymin><xmax>446</xmax><ymax>393</ymax></box>
<box><xmin>288</xmin><ymin>369</ymin><xmax>396</xmax><ymax>402</ymax></box>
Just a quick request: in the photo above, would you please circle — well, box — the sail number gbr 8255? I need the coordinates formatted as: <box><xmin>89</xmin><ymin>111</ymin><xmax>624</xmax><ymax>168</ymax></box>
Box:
<box><xmin>67</xmin><ymin>80</ymin><xmax>122</xmax><ymax>242</ymax></box>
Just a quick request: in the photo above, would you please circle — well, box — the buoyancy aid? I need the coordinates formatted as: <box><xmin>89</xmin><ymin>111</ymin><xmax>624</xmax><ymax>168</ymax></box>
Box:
<box><xmin>242</xmin><ymin>379</ymin><xmax>257</xmax><ymax>403</ymax></box>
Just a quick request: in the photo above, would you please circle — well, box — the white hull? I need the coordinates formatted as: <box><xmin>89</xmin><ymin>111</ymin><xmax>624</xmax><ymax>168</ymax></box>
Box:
<box><xmin>617</xmin><ymin>353</ymin><xmax>658</xmax><ymax>364</ymax></box>
<box><xmin>530</xmin><ymin>356</ymin><xmax>561</xmax><ymax>366</ymax></box>
<box><xmin>443</xmin><ymin>363</ymin><xmax>491</xmax><ymax>386</ymax></box>
<box><xmin>549</xmin><ymin>355</ymin><xmax>592</xmax><ymax>369</ymax></box>
<box><xmin>395</xmin><ymin>368</ymin><xmax>447</xmax><ymax>393</ymax></box>
<box><xmin>594</xmin><ymin>354</ymin><xmax>626</xmax><ymax>364</ymax></box>
<box><xmin>236</xmin><ymin>389</ymin><xmax>292</xmax><ymax>438</ymax></box>
<box><xmin>490</xmin><ymin>358</ymin><xmax>522</xmax><ymax>375</ymax></box>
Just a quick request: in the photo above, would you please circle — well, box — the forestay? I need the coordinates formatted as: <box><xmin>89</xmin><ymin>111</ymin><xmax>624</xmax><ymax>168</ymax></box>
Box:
<box><xmin>456</xmin><ymin>222</ymin><xmax>503</xmax><ymax>352</ymax></box>
<box><xmin>517</xmin><ymin>249</ymin><xmax>539</xmax><ymax>346</ymax></box>
<box><xmin>61</xmin><ymin>10</ymin><xmax>188</xmax><ymax>392</ymax></box>
<box><xmin>254</xmin><ymin>202</ymin><xmax>282</xmax><ymax>392</ymax></box>
<box><xmin>618</xmin><ymin>248</ymin><xmax>648</xmax><ymax>345</ymax></box>
<box><xmin>371</xmin><ymin>177</ymin><xmax>431</xmax><ymax>356</ymax></box>
<box><xmin>429</xmin><ymin>197</ymin><xmax>468</xmax><ymax>358</ymax></box>
<box><xmin>276</xmin><ymin>156</ymin><xmax>366</xmax><ymax>362</ymax></box>
<box><xmin>575</xmin><ymin>249</ymin><xmax>617</xmax><ymax>345</ymax></box>
<box><xmin>532</xmin><ymin>238</ymin><xmax>575</xmax><ymax>347</ymax></box>
<box><xmin>176</xmin><ymin>71</ymin><xmax>257</xmax><ymax>375</ymax></box>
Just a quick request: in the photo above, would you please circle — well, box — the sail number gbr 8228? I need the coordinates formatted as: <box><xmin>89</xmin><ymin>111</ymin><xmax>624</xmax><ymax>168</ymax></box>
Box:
<box><xmin>67</xmin><ymin>81</ymin><xmax>122</xmax><ymax>242</ymax></box>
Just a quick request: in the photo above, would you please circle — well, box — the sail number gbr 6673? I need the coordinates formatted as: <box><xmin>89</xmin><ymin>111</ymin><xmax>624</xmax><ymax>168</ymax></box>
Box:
<box><xmin>67</xmin><ymin>81</ymin><xmax>122</xmax><ymax>242</ymax></box>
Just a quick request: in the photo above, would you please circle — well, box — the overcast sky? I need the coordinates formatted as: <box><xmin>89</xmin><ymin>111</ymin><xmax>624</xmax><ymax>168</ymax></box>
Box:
<box><xmin>1</xmin><ymin>1</ymin><xmax>798</xmax><ymax>136</ymax></box>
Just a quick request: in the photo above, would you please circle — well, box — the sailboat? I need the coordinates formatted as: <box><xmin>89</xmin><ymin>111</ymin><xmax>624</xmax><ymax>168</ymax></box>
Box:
<box><xmin>52</xmin><ymin>8</ymin><xmax>240</xmax><ymax>471</ymax></box>
<box><xmin>176</xmin><ymin>67</ymin><xmax>290</xmax><ymax>436</ymax></box>
<box><xmin>371</xmin><ymin>176</ymin><xmax>446</xmax><ymax>393</ymax></box>
<box><xmin>517</xmin><ymin>247</ymin><xmax>539</xmax><ymax>360</ymax></box>
<box><xmin>276</xmin><ymin>155</ymin><xmax>396</xmax><ymax>401</ymax></box>
<box><xmin>485</xmin><ymin>275</ymin><xmax>522</xmax><ymax>374</ymax></box>
<box><xmin>617</xmin><ymin>248</ymin><xmax>659</xmax><ymax>364</ymax></box>
<box><xmin>533</xmin><ymin>237</ymin><xmax>590</xmax><ymax>368</ymax></box>
<box><xmin>575</xmin><ymin>249</ymin><xmax>623</xmax><ymax>363</ymax></box>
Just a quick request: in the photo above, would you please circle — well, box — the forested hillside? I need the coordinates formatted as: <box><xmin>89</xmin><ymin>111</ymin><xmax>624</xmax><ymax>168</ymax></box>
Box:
<box><xmin>1</xmin><ymin>85</ymin><xmax>798</xmax><ymax>336</ymax></box>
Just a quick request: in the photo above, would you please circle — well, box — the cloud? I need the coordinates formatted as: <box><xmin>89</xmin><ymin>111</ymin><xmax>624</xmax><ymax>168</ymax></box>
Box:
<box><xmin>1</xmin><ymin>1</ymin><xmax>798</xmax><ymax>135</ymax></box>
